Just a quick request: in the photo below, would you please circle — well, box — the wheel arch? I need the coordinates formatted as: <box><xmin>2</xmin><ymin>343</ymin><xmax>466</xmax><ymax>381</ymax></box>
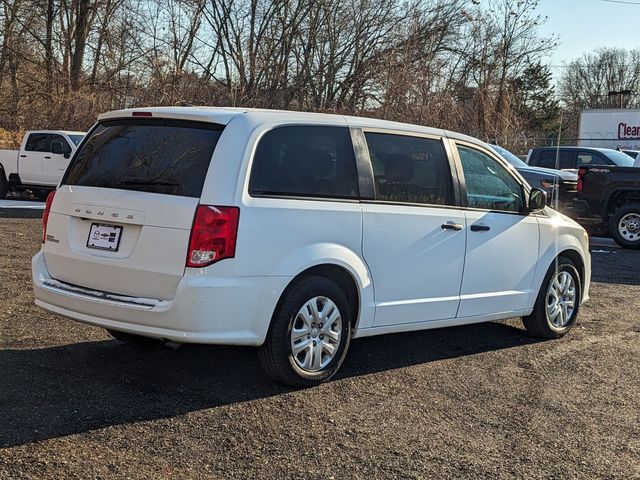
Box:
<box><xmin>533</xmin><ymin>221</ymin><xmax>590</xmax><ymax>308</ymax></box>
<box><xmin>528</xmin><ymin>247</ymin><xmax>586</xmax><ymax>315</ymax></box>
<box><xmin>285</xmin><ymin>264</ymin><xmax>360</xmax><ymax>332</ymax></box>
<box><xmin>557</xmin><ymin>248</ymin><xmax>585</xmax><ymax>293</ymax></box>
<box><xmin>604</xmin><ymin>188</ymin><xmax>640</xmax><ymax>216</ymax></box>
<box><xmin>269</xmin><ymin>246</ymin><xmax>375</xmax><ymax>335</ymax></box>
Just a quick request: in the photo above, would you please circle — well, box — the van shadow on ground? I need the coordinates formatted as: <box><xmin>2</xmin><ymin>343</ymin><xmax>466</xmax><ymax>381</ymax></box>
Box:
<box><xmin>1</xmin><ymin>321</ymin><xmax>538</xmax><ymax>448</ymax></box>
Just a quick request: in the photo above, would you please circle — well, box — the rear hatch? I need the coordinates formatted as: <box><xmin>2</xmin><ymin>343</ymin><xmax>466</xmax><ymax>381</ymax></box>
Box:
<box><xmin>43</xmin><ymin>117</ymin><xmax>224</xmax><ymax>300</ymax></box>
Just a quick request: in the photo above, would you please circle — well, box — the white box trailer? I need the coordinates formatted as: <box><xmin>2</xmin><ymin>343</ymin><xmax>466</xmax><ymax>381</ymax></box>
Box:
<box><xmin>579</xmin><ymin>109</ymin><xmax>640</xmax><ymax>150</ymax></box>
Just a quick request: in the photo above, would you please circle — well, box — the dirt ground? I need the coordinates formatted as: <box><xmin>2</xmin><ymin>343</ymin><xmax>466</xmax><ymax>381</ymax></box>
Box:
<box><xmin>1</xmin><ymin>218</ymin><xmax>639</xmax><ymax>479</ymax></box>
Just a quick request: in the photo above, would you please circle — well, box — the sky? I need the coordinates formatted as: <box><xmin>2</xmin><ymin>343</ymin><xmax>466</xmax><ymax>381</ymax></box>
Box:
<box><xmin>536</xmin><ymin>0</ymin><xmax>640</xmax><ymax>77</ymax></box>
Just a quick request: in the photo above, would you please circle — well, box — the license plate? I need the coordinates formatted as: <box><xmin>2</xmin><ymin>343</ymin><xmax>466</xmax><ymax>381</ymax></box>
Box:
<box><xmin>87</xmin><ymin>223</ymin><xmax>123</xmax><ymax>251</ymax></box>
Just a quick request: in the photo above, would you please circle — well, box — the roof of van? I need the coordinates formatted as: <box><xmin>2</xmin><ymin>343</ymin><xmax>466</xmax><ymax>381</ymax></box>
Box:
<box><xmin>97</xmin><ymin>106</ymin><xmax>484</xmax><ymax>146</ymax></box>
<box><xmin>26</xmin><ymin>130</ymin><xmax>85</xmax><ymax>135</ymax></box>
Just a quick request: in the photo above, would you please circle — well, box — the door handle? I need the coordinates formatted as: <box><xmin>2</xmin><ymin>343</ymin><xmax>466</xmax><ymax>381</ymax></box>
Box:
<box><xmin>19</xmin><ymin>154</ymin><xmax>26</xmax><ymax>158</ymax></box>
<box><xmin>470</xmin><ymin>224</ymin><xmax>491</xmax><ymax>232</ymax></box>
<box><xmin>441</xmin><ymin>222</ymin><xmax>464</xmax><ymax>231</ymax></box>
<box><xmin>44</xmin><ymin>156</ymin><xmax>51</xmax><ymax>159</ymax></box>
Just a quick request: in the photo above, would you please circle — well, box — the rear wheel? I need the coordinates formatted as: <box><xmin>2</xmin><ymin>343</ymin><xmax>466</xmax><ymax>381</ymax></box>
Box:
<box><xmin>610</xmin><ymin>203</ymin><xmax>640</xmax><ymax>249</ymax></box>
<box><xmin>522</xmin><ymin>256</ymin><xmax>581</xmax><ymax>339</ymax></box>
<box><xmin>34</xmin><ymin>189</ymin><xmax>51</xmax><ymax>201</ymax></box>
<box><xmin>106</xmin><ymin>329</ymin><xmax>159</xmax><ymax>346</ymax></box>
<box><xmin>259</xmin><ymin>276</ymin><xmax>352</xmax><ymax>387</ymax></box>
<box><xmin>0</xmin><ymin>173</ymin><xmax>8</xmax><ymax>199</ymax></box>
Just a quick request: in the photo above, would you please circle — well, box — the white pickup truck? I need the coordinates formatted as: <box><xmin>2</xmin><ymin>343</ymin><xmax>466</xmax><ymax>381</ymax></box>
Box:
<box><xmin>0</xmin><ymin>130</ymin><xmax>85</xmax><ymax>199</ymax></box>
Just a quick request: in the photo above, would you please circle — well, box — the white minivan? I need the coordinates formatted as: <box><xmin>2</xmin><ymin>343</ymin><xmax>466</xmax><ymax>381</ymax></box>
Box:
<box><xmin>32</xmin><ymin>107</ymin><xmax>591</xmax><ymax>386</ymax></box>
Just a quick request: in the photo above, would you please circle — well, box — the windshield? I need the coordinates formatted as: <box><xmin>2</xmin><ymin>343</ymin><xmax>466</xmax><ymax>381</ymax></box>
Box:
<box><xmin>68</xmin><ymin>134</ymin><xmax>85</xmax><ymax>145</ymax></box>
<box><xmin>489</xmin><ymin>145</ymin><xmax>528</xmax><ymax>168</ymax></box>
<box><xmin>63</xmin><ymin>119</ymin><xmax>223</xmax><ymax>197</ymax></box>
<box><xmin>605</xmin><ymin>150</ymin><xmax>637</xmax><ymax>167</ymax></box>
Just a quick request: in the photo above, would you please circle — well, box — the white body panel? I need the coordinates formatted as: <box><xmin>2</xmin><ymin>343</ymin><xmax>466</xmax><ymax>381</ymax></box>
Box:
<box><xmin>458</xmin><ymin>211</ymin><xmax>539</xmax><ymax>317</ymax></box>
<box><xmin>44</xmin><ymin>186</ymin><xmax>198</xmax><ymax>300</ymax></box>
<box><xmin>32</xmin><ymin>107</ymin><xmax>591</xmax><ymax>347</ymax></box>
<box><xmin>0</xmin><ymin>149</ymin><xmax>18</xmax><ymax>178</ymax></box>
<box><xmin>361</xmin><ymin>204</ymin><xmax>466</xmax><ymax>326</ymax></box>
<box><xmin>21</xmin><ymin>147</ymin><xmax>47</xmax><ymax>184</ymax></box>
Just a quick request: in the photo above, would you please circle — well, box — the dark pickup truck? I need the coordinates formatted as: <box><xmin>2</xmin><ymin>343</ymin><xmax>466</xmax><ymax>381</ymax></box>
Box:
<box><xmin>574</xmin><ymin>166</ymin><xmax>640</xmax><ymax>248</ymax></box>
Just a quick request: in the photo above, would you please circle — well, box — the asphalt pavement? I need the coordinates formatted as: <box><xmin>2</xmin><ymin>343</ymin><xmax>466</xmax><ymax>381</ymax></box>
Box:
<box><xmin>1</xmin><ymin>218</ymin><xmax>638</xmax><ymax>479</ymax></box>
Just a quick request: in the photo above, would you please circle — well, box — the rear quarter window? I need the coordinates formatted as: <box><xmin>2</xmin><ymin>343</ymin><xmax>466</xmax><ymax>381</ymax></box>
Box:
<box><xmin>63</xmin><ymin>119</ymin><xmax>223</xmax><ymax>197</ymax></box>
<box><xmin>248</xmin><ymin>126</ymin><xmax>359</xmax><ymax>200</ymax></box>
<box><xmin>536</xmin><ymin>150</ymin><xmax>576</xmax><ymax>169</ymax></box>
<box><xmin>26</xmin><ymin>133</ymin><xmax>55</xmax><ymax>152</ymax></box>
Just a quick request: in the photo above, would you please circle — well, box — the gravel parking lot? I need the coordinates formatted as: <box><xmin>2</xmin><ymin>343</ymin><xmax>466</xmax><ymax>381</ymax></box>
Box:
<box><xmin>1</xmin><ymin>217</ymin><xmax>639</xmax><ymax>479</ymax></box>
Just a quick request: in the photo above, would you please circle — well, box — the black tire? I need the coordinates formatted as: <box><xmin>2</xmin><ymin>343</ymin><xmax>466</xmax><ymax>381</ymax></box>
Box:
<box><xmin>522</xmin><ymin>256</ymin><xmax>581</xmax><ymax>339</ymax></box>
<box><xmin>258</xmin><ymin>276</ymin><xmax>352</xmax><ymax>387</ymax></box>
<box><xmin>609</xmin><ymin>203</ymin><xmax>640</xmax><ymax>249</ymax></box>
<box><xmin>34</xmin><ymin>189</ymin><xmax>51</xmax><ymax>201</ymax></box>
<box><xmin>0</xmin><ymin>173</ymin><xmax>8</xmax><ymax>199</ymax></box>
<box><xmin>106</xmin><ymin>329</ymin><xmax>159</xmax><ymax>346</ymax></box>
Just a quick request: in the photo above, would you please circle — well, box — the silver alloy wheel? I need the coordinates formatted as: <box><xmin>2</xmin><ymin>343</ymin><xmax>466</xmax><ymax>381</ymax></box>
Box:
<box><xmin>290</xmin><ymin>296</ymin><xmax>342</xmax><ymax>372</ymax></box>
<box><xmin>618</xmin><ymin>212</ymin><xmax>640</xmax><ymax>242</ymax></box>
<box><xmin>546</xmin><ymin>271</ymin><xmax>576</xmax><ymax>328</ymax></box>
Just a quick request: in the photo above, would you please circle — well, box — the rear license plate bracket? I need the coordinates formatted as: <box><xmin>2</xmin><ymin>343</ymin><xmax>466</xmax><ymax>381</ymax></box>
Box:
<box><xmin>86</xmin><ymin>223</ymin><xmax>123</xmax><ymax>252</ymax></box>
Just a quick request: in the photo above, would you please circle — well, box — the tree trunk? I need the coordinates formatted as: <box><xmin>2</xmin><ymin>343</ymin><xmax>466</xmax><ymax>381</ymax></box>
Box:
<box><xmin>70</xmin><ymin>0</ymin><xmax>91</xmax><ymax>91</ymax></box>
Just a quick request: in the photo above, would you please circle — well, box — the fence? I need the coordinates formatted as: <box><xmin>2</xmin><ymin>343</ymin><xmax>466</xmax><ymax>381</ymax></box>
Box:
<box><xmin>496</xmin><ymin>137</ymin><xmax>640</xmax><ymax>157</ymax></box>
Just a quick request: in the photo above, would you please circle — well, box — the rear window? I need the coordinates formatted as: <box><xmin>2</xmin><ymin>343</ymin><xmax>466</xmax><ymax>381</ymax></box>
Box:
<box><xmin>63</xmin><ymin>119</ymin><xmax>223</xmax><ymax>197</ymax></box>
<box><xmin>605</xmin><ymin>149</ymin><xmax>636</xmax><ymax>167</ymax></box>
<box><xmin>535</xmin><ymin>150</ymin><xmax>576</xmax><ymax>169</ymax></box>
<box><xmin>365</xmin><ymin>132</ymin><xmax>454</xmax><ymax>206</ymax></box>
<box><xmin>248</xmin><ymin>126</ymin><xmax>359</xmax><ymax>200</ymax></box>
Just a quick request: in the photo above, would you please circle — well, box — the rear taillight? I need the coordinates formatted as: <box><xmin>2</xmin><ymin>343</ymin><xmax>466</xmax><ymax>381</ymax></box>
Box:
<box><xmin>187</xmin><ymin>205</ymin><xmax>240</xmax><ymax>267</ymax></box>
<box><xmin>42</xmin><ymin>191</ymin><xmax>56</xmax><ymax>243</ymax></box>
<box><xmin>577</xmin><ymin>167</ymin><xmax>587</xmax><ymax>193</ymax></box>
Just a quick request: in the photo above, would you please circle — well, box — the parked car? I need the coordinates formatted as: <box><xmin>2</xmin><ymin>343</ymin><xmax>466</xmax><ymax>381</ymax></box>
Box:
<box><xmin>0</xmin><ymin>130</ymin><xmax>85</xmax><ymax>199</ymax></box>
<box><xmin>489</xmin><ymin>144</ymin><xmax>578</xmax><ymax>214</ymax></box>
<box><xmin>526</xmin><ymin>146</ymin><xmax>636</xmax><ymax>172</ymax></box>
<box><xmin>574</xmin><ymin>165</ymin><xmax>640</xmax><ymax>248</ymax></box>
<box><xmin>32</xmin><ymin>107</ymin><xmax>591</xmax><ymax>386</ymax></box>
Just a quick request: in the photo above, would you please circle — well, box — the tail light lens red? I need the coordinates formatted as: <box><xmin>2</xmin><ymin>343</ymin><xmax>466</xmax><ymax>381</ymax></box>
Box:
<box><xmin>187</xmin><ymin>205</ymin><xmax>240</xmax><ymax>267</ymax></box>
<box><xmin>42</xmin><ymin>191</ymin><xmax>56</xmax><ymax>243</ymax></box>
<box><xmin>577</xmin><ymin>167</ymin><xmax>587</xmax><ymax>193</ymax></box>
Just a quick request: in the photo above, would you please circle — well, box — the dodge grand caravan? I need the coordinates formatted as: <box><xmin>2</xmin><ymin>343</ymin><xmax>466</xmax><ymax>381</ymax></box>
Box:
<box><xmin>32</xmin><ymin>107</ymin><xmax>591</xmax><ymax>386</ymax></box>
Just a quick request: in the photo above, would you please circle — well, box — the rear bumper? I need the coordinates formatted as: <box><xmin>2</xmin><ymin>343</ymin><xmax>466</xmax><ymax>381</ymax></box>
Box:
<box><xmin>32</xmin><ymin>251</ymin><xmax>291</xmax><ymax>346</ymax></box>
<box><xmin>551</xmin><ymin>185</ymin><xmax>578</xmax><ymax>218</ymax></box>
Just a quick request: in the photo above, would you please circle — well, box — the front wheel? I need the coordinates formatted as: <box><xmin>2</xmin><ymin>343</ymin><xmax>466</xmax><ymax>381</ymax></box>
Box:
<box><xmin>610</xmin><ymin>203</ymin><xmax>640</xmax><ymax>249</ymax></box>
<box><xmin>522</xmin><ymin>256</ymin><xmax>581</xmax><ymax>339</ymax></box>
<box><xmin>259</xmin><ymin>276</ymin><xmax>352</xmax><ymax>387</ymax></box>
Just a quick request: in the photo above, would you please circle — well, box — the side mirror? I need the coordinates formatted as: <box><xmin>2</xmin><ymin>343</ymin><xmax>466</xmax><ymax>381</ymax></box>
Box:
<box><xmin>528</xmin><ymin>188</ymin><xmax>547</xmax><ymax>213</ymax></box>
